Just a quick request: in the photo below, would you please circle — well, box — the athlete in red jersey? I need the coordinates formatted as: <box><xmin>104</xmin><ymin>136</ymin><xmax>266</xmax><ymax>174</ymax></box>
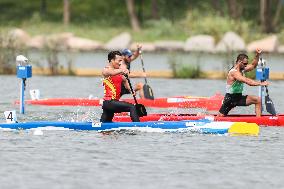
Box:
<box><xmin>100</xmin><ymin>51</ymin><xmax>140</xmax><ymax>123</ymax></box>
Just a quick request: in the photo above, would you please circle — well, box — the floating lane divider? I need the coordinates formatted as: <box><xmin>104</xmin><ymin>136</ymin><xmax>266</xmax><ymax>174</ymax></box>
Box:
<box><xmin>0</xmin><ymin>119</ymin><xmax>259</xmax><ymax>136</ymax></box>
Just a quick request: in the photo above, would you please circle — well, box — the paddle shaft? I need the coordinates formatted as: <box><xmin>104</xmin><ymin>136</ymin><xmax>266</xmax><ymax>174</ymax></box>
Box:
<box><xmin>139</xmin><ymin>51</ymin><xmax>155</xmax><ymax>100</ymax></box>
<box><xmin>260</xmin><ymin>57</ymin><xmax>276</xmax><ymax>115</ymax></box>
<box><xmin>260</xmin><ymin>57</ymin><xmax>269</xmax><ymax>91</ymax></box>
<box><xmin>125</xmin><ymin>75</ymin><xmax>139</xmax><ymax>104</ymax></box>
<box><xmin>265</xmin><ymin>85</ymin><xmax>269</xmax><ymax>96</ymax></box>
<box><xmin>139</xmin><ymin>52</ymin><xmax>148</xmax><ymax>84</ymax></box>
<box><xmin>260</xmin><ymin>57</ymin><xmax>266</xmax><ymax>113</ymax></box>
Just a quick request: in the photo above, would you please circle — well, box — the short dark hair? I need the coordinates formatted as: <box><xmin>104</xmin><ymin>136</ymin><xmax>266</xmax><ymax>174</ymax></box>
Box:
<box><xmin>108</xmin><ymin>51</ymin><xmax>122</xmax><ymax>62</ymax></box>
<box><xmin>236</xmin><ymin>53</ymin><xmax>248</xmax><ymax>63</ymax></box>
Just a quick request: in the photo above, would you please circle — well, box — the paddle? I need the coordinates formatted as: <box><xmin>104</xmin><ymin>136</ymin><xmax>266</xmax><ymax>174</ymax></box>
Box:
<box><xmin>260</xmin><ymin>57</ymin><xmax>277</xmax><ymax>116</ymax></box>
<box><xmin>264</xmin><ymin>86</ymin><xmax>276</xmax><ymax>116</ymax></box>
<box><xmin>139</xmin><ymin>50</ymin><xmax>155</xmax><ymax>100</ymax></box>
<box><xmin>124</xmin><ymin>74</ymin><xmax>147</xmax><ymax>117</ymax></box>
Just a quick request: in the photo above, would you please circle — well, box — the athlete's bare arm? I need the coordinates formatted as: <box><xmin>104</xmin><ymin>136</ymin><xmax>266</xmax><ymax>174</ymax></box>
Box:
<box><xmin>232</xmin><ymin>71</ymin><xmax>268</xmax><ymax>86</ymax></box>
<box><xmin>102</xmin><ymin>66</ymin><xmax>129</xmax><ymax>77</ymax></box>
<box><xmin>130</xmin><ymin>44</ymin><xmax>142</xmax><ymax>62</ymax></box>
<box><xmin>245</xmin><ymin>49</ymin><xmax>262</xmax><ymax>72</ymax></box>
<box><xmin>122</xmin><ymin>76</ymin><xmax>135</xmax><ymax>95</ymax></box>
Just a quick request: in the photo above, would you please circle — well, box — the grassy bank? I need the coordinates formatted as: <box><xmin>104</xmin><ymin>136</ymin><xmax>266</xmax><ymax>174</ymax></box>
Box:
<box><xmin>1</xmin><ymin>0</ymin><xmax>284</xmax><ymax>43</ymax></box>
<box><xmin>1</xmin><ymin>15</ymin><xmax>283</xmax><ymax>44</ymax></box>
<box><xmin>0</xmin><ymin>20</ymin><xmax>188</xmax><ymax>43</ymax></box>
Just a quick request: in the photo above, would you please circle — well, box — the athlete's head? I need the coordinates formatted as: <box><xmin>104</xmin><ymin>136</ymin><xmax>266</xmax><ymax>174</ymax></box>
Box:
<box><xmin>121</xmin><ymin>49</ymin><xmax>132</xmax><ymax>63</ymax></box>
<box><xmin>236</xmin><ymin>53</ymin><xmax>248</xmax><ymax>70</ymax></box>
<box><xmin>108</xmin><ymin>51</ymin><xmax>123</xmax><ymax>68</ymax></box>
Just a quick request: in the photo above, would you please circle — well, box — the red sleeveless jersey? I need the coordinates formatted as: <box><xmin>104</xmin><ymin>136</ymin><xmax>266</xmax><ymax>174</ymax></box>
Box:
<box><xmin>103</xmin><ymin>75</ymin><xmax>123</xmax><ymax>100</ymax></box>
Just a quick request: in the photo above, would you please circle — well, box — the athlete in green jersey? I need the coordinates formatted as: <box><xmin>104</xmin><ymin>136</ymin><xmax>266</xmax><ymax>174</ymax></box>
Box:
<box><xmin>218</xmin><ymin>49</ymin><xmax>269</xmax><ymax>117</ymax></box>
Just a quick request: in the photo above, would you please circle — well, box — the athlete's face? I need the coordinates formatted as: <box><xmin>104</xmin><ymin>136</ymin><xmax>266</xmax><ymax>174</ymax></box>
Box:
<box><xmin>112</xmin><ymin>55</ymin><xmax>123</xmax><ymax>69</ymax></box>
<box><xmin>124</xmin><ymin>55</ymin><xmax>131</xmax><ymax>63</ymax></box>
<box><xmin>239</xmin><ymin>58</ymin><xmax>248</xmax><ymax>70</ymax></box>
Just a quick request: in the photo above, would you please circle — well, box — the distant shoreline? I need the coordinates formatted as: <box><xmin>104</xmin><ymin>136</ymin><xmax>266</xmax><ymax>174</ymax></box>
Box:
<box><xmin>2</xmin><ymin>28</ymin><xmax>284</xmax><ymax>54</ymax></box>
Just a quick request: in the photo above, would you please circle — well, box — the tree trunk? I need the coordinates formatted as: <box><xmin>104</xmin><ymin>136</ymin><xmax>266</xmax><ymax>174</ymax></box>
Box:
<box><xmin>126</xmin><ymin>0</ymin><xmax>141</xmax><ymax>32</ymax></box>
<box><xmin>63</xmin><ymin>0</ymin><xmax>70</xmax><ymax>26</ymax></box>
<box><xmin>40</xmin><ymin>0</ymin><xmax>47</xmax><ymax>16</ymax></box>
<box><xmin>151</xmin><ymin>0</ymin><xmax>159</xmax><ymax>19</ymax></box>
<box><xmin>260</xmin><ymin>0</ymin><xmax>273</xmax><ymax>33</ymax></box>
<box><xmin>272</xmin><ymin>0</ymin><xmax>283</xmax><ymax>29</ymax></box>
<box><xmin>138</xmin><ymin>0</ymin><xmax>144</xmax><ymax>24</ymax></box>
<box><xmin>227</xmin><ymin>0</ymin><xmax>243</xmax><ymax>19</ymax></box>
<box><xmin>211</xmin><ymin>0</ymin><xmax>223</xmax><ymax>16</ymax></box>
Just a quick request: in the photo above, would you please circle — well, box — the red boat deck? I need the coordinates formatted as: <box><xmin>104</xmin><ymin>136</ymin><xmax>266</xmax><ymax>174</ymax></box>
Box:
<box><xmin>113</xmin><ymin>114</ymin><xmax>284</xmax><ymax>127</ymax></box>
<box><xmin>16</xmin><ymin>94</ymin><xmax>224</xmax><ymax>111</ymax></box>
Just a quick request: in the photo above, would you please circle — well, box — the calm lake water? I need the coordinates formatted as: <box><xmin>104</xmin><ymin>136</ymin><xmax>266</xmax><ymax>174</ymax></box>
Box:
<box><xmin>1</xmin><ymin>55</ymin><xmax>284</xmax><ymax>189</ymax></box>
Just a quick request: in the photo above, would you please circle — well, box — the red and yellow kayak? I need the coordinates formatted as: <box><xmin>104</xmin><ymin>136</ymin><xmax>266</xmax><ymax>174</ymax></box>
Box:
<box><xmin>113</xmin><ymin>113</ymin><xmax>284</xmax><ymax>127</ymax></box>
<box><xmin>16</xmin><ymin>93</ymin><xmax>223</xmax><ymax>111</ymax></box>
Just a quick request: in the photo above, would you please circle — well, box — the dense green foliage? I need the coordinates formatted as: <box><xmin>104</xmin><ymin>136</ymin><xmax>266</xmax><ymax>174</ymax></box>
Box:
<box><xmin>168</xmin><ymin>54</ymin><xmax>203</xmax><ymax>79</ymax></box>
<box><xmin>0</xmin><ymin>0</ymin><xmax>283</xmax><ymax>42</ymax></box>
<box><xmin>174</xmin><ymin>64</ymin><xmax>202</xmax><ymax>79</ymax></box>
<box><xmin>0</xmin><ymin>0</ymin><xmax>282</xmax><ymax>77</ymax></box>
<box><xmin>0</xmin><ymin>0</ymin><xmax>190</xmax><ymax>25</ymax></box>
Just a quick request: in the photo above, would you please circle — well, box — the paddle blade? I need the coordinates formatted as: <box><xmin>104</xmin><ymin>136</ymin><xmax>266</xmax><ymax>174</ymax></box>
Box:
<box><xmin>135</xmin><ymin>104</ymin><xmax>147</xmax><ymax>117</ymax></box>
<box><xmin>143</xmin><ymin>84</ymin><xmax>154</xmax><ymax>100</ymax></box>
<box><xmin>265</xmin><ymin>95</ymin><xmax>276</xmax><ymax>116</ymax></box>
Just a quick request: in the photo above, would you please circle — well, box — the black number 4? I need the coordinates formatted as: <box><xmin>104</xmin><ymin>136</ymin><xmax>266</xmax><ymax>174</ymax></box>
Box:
<box><xmin>7</xmin><ymin>112</ymin><xmax>13</xmax><ymax>121</ymax></box>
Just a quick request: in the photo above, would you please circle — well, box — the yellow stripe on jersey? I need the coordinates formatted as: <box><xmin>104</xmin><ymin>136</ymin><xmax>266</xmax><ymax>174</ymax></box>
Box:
<box><xmin>103</xmin><ymin>77</ymin><xmax>117</xmax><ymax>99</ymax></box>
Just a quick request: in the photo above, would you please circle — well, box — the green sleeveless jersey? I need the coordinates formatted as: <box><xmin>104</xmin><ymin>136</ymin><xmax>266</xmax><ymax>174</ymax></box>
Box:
<box><xmin>226</xmin><ymin>69</ymin><xmax>244</xmax><ymax>94</ymax></box>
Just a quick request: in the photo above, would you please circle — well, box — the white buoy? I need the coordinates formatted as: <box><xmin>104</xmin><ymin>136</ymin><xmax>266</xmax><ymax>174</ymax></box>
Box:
<box><xmin>30</xmin><ymin>89</ymin><xmax>40</xmax><ymax>100</ymax></box>
<box><xmin>88</xmin><ymin>94</ymin><xmax>94</xmax><ymax>99</ymax></box>
<box><xmin>16</xmin><ymin>55</ymin><xmax>28</xmax><ymax>65</ymax></box>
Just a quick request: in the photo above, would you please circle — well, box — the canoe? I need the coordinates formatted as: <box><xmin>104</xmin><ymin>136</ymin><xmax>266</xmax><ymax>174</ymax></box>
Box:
<box><xmin>15</xmin><ymin>93</ymin><xmax>223</xmax><ymax>111</ymax></box>
<box><xmin>113</xmin><ymin>113</ymin><xmax>284</xmax><ymax>127</ymax></box>
<box><xmin>0</xmin><ymin>120</ymin><xmax>259</xmax><ymax>135</ymax></box>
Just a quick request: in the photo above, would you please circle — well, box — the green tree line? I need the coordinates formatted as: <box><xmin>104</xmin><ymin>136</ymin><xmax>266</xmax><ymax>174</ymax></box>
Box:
<box><xmin>0</xmin><ymin>0</ymin><xmax>283</xmax><ymax>33</ymax></box>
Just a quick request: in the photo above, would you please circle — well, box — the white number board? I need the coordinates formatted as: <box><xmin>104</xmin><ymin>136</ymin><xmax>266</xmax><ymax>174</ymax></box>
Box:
<box><xmin>4</xmin><ymin>110</ymin><xmax>17</xmax><ymax>123</ymax></box>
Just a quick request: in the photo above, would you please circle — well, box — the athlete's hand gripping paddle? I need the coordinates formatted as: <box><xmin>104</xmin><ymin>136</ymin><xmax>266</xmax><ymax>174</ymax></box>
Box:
<box><xmin>125</xmin><ymin>75</ymin><xmax>147</xmax><ymax>117</ymax></box>
<box><xmin>260</xmin><ymin>57</ymin><xmax>276</xmax><ymax>116</ymax></box>
<box><xmin>139</xmin><ymin>50</ymin><xmax>155</xmax><ymax>100</ymax></box>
